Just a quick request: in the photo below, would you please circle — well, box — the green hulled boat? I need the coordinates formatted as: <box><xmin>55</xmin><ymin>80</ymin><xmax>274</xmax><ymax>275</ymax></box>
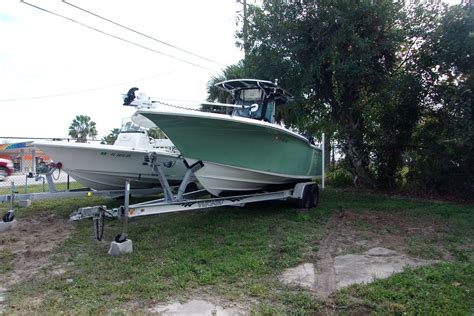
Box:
<box><xmin>130</xmin><ymin>79</ymin><xmax>322</xmax><ymax>196</ymax></box>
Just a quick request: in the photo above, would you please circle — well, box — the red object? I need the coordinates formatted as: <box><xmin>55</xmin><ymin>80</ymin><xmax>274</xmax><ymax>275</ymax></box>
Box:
<box><xmin>0</xmin><ymin>158</ymin><xmax>14</xmax><ymax>178</ymax></box>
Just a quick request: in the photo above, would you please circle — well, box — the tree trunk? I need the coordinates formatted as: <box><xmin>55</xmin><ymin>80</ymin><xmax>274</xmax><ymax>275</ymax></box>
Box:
<box><xmin>335</xmin><ymin>107</ymin><xmax>375</xmax><ymax>188</ymax></box>
<box><xmin>340</xmin><ymin>125</ymin><xmax>375</xmax><ymax>188</ymax></box>
<box><xmin>331</xmin><ymin>140</ymin><xmax>336</xmax><ymax>168</ymax></box>
<box><xmin>344</xmin><ymin>140</ymin><xmax>374</xmax><ymax>188</ymax></box>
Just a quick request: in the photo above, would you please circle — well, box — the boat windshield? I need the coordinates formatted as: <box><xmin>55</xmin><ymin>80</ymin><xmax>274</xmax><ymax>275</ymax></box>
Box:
<box><xmin>120</xmin><ymin>120</ymin><xmax>147</xmax><ymax>133</ymax></box>
<box><xmin>233</xmin><ymin>88</ymin><xmax>275</xmax><ymax>123</ymax></box>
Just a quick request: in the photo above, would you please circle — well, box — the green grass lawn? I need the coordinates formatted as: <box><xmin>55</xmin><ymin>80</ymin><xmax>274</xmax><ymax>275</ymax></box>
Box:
<box><xmin>1</xmin><ymin>189</ymin><xmax>472</xmax><ymax>314</ymax></box>
<box><xmin>0</xmin><ymin>181</ymin><xmax>86</xmax><ymax>196</ymax></box>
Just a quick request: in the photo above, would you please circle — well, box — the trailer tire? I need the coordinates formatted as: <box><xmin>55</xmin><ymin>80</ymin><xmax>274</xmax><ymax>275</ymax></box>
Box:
<box><xmin>115</xmin><ymin>233</ymin><xmax>128</xmax><ymax>243</ymax></box>
<box><xmin>313</xmin><ymin>184</ymin><xmax>320</xmax><ymax>208</ymax></box>
<box><xmin>297</xmin><ymin>184</ymin><xmax>318</xmax><ymax>209</ymax></box>
<box><xmin>2</xmin><ymin>211</ymin><xmax>14</xmax><ymax>222</ymax></box>
<box><xmin>184</xmin><ymin>181</ymin><xmax>198</xmax><ymax>193</ymax></box>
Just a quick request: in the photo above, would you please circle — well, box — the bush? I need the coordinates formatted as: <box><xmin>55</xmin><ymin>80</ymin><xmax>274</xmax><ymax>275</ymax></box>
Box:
<box><xmin>326</xmin><ymin>167</ymin><xmax>353</xmax><ymax>188</ymax></box>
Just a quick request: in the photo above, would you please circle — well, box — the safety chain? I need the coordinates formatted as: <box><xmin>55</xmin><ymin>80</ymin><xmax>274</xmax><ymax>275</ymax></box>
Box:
<box><xmin>152</xmin><ymin>99</ymin><xmax>202</xmax><ymax>112</ymax></box>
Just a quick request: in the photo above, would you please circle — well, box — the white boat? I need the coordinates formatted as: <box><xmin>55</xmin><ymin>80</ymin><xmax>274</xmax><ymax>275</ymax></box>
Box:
<box><xmin>128</xmin><ymin>79</ymin><xmax>322</xmax><ymax>196</ymax></box>
<box><xmin>34</xmin><ymin>120</ymin><xmax>188</xmax><ymax>190</ymax></box>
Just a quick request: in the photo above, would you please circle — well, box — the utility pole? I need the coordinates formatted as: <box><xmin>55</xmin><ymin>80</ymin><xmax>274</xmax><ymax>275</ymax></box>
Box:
<box><xmin>243</xmin><ymin>0</ymin><xmax>248</xmax><ymax>61</ymax></box>
<box><xmin>237</xmin><ymin>0</ymin><xmax>249</xmax><ymax>75</ymax></box>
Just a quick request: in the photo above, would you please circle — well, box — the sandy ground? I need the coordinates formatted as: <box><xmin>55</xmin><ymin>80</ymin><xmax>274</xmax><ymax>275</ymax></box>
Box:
<box><xmin>0</xmin><ymin>213</ymin><xmax>73</xmax><ymax>313</ymax></box>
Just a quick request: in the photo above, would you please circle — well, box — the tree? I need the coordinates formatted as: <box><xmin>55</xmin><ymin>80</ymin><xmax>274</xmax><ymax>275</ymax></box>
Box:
<box><xmin>407</xmin><ymin>4</ymin><xmax>474</xmax><ymax>197</ymax></box>
<box><xmin>206</xmin><ymin>61</ymin><xmax>247</xmax><ymax>103</ymax></box>
<box><xmin>68</xmin><ymin>115</ymin><xmax>98</xmax><ymax>143</ymax></box>
<box><xmin>101</xmin><ymin>128</ymin><xmax>120</xmax><ymax>145</ymax></box>
<box><xmin>241</xmin><ymin>0</ymin><xmax>443</xmax><ymax>189</ymax></box>
<box><xmin>202</xmin><ymin>61</ymin><xmax>247</xmax><ymax>113</ymax></box>
<box><xmin>147</xmin><ymin>127</ymin><xmax>167</xmax><ymax>139</ymax></box>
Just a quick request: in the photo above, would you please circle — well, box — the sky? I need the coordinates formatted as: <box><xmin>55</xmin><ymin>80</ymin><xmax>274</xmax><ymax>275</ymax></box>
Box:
<box><xmin>0</xmin><ymin>0</ymin><xmax>460</xmax><ymax>142</ymax></box>
<box><xmin>0</xmin><ymin>0</ymin><xmax>244</xmax><ymax>141</ymax></box>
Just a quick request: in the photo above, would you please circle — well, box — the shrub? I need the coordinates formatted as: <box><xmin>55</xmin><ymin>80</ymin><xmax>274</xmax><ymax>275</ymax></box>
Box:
<box><xmin>326</xmin><ymin>167</ymin><xmax>353</xmax><ymax>188</ymax></box>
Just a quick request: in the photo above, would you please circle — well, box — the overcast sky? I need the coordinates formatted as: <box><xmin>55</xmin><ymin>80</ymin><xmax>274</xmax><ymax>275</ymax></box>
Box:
<box><xmin>0</xmin><ymin>0</ymin><xmax>243</xmax><ymax>140</ymax></box>
<box><xmin>0</xmin><ymin>0</ymin><xmax>460</xmax><ymax>142</ymax></box>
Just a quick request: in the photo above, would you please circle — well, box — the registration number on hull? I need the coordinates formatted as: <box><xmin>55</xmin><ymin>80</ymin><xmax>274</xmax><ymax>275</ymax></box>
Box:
<box><xmin>100</xmin><ymin>152</ymin><xmax>132</xmax><ymax>158</ymax></box>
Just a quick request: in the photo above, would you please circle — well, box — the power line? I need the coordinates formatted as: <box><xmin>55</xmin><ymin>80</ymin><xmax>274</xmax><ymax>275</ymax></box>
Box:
<box><xmin>0</xmin><ymin>71</ymin><xmax>174</xmax><ymax>102</ymax></box>
<box><xmin>62</xmin><ymin>0</ymin><xmax>226</xmax><ymax>67</ymax></box>
<box><xmin>20</xmin><ymin>1</ymin><xmax>216</xmax><ymax>72</ymax></box>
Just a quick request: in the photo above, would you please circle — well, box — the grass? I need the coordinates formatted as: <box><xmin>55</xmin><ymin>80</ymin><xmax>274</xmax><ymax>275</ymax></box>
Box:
<box><xmin>335</xmin><ymin>262</ymin><xmax>474</xmax><ymax>314</ymax></box>
<box><xmin>0</xmin><ymin>181</ymin><xmax>85</xmax><ymax>195</ymax></box>
<box><xmin>1</xmin><ymin>188</ymin><xmax>473</xmax><ymax>314</ymax></box>
<box><xmin>0</xmin><ymin>250</ymin><xmax>16</xmax><ymax>273</ymax></box>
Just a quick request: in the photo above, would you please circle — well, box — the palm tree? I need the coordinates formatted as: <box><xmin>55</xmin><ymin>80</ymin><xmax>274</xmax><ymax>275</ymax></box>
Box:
<box><xmin>100</xmin><ymin>128</ymin><xmax>120</xmax><ymax>145</ymax></box>
<box><xmin>206</xmin><ymin>61</ymin><xmax>246</xmax><ymax>103</ymax></box>
<box><xmin>68</xmin><ymin>115</ymin><xmax>98</xmax><ymax>143</ymax></box>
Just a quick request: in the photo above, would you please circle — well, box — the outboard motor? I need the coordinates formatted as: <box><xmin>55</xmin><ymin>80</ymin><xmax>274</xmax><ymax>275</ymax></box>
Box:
<box><xmin>122</xmin><ymin>87</ymin><xmax>153</xmax><ymax>108</ymax></box>
<box><xmin>123</xmin><ymin>87</ymin><xmax>139</xmax><ymax>106</ymax></box>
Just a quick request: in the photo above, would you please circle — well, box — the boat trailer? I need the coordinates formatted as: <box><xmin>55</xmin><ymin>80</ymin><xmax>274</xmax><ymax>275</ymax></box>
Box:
<box><xmin>0</xmin><ymin>163</ymin><xmax>169</xmax><ymax>233</ymax></box>
<box><xmin>69</xmin><ymin>152</ymin><xmax>319</xmax><ymax>255</ymax></box>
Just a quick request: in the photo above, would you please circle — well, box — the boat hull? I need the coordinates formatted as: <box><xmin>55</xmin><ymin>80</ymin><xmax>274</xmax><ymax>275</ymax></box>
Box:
<box><xmin>185</xmin><ymin>158</ymin><xmax>319</xmax><ymax>196</ymax></box>
<box><xmin>34</xmin><ymin>141</ymin><xmax>187</xmax><ymax>190</ymax></box>
<box><xmin>137</xmin><ymin>110</ymin><xmax>322</xmax><ymax>195</ymax></box>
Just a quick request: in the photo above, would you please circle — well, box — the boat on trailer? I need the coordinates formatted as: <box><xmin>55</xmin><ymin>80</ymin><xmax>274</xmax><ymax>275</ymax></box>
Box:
<box><xmin>129</xmin><ymin>79</ymin><xmax>322</xmax><ymax>196</ymax></box>
<box><xmin>34</xmin><ymin>120</ymin><xmax>189</xmax><ymax>190</ymax></box>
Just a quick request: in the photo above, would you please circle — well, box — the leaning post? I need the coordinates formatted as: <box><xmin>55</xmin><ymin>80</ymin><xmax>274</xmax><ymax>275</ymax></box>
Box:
<box><xmin>322</xmin><ymin>133</ymin><xmax>325</xmax><ymax>189</ymax></box>
<box><xmin>123</xmin><ymin>179</ymin><xmax>130</xmax><ymax>236</ymax></box>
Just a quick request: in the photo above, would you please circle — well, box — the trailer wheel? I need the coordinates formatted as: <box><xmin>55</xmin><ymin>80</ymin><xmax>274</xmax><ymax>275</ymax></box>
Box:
<box><xmin>297</xmin><ymin>184</ymin><xmax>318</xmax><ymax>209</ymax></box>
<box><xmin>313</xmin><ymin>184</ymin><xmax>320</xmax><ymax>208</ymax></box>
<box><xmin>115</xmin><ymin>233</ymin><xmax>128</xmax><ymax>243</ymax></box>
<box><xmin>2</xmin><ymin>210</ymin><xmax>14</xmax><ymax>222</ymax></box>
<box><xmin>184</xmin><ymin>181</ymin><xmax>198</xmax><ymax>193</ymax></box>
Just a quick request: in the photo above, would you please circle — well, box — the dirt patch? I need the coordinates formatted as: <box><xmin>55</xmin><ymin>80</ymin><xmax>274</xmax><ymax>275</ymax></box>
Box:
<box><xmin>323</xmin><ymin>209</ymin><xmax>452</xmax><ymax>260</ymax></box>
<box><xmin>0</xmin><ymin>213</ymin><xmax>74</xmax><ymax>310</ymax></box>
<box><xmin>281</xmin><ymin>209</ymin><xmax>446</xmax><ymax>298</ymax></box>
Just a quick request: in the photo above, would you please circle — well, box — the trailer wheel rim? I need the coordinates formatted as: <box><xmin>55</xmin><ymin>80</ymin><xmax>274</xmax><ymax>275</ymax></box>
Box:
<box><xmin>2</xmin><ymin>211</ymin><xmax>14</xmax><ymax>222</ymax></box>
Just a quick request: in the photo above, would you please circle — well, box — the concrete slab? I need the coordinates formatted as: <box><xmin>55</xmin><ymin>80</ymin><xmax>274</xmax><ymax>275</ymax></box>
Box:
<box><xmin>334</xmin><ymin>247</ymin><xmax>430</xmax><ymax>289</ymax></box>
<box><xmin>0</xmin><ymin>219</ymin><xmax>17</xmax><ymax>233</ymax></box>
<box><xmin>18</xmin><ymin>199</ymin><xmax>32</xmax><ymax>208</ymax></box>
<box><xmin>150</xmin><ymin>299</ymin><xmax>247</xmax><ymax>315</ymax></box>
<box><xmin>279</xmin><ymin>263</ymin><xmax>315</xmax><ymax>290</ymax></box>
<box><xmin>0</xmin><ymin>286</ymin><xmax>6</xmax><ymax>314</ymax></box>
<box><xmin>364</xmin><ymin>247</ymin><xmax>399</xmax><ymax>257</ymax></box>
<box><xmin>280</xmin><ymin>247</ymin><xmax>434</xmax><ymax>295</ymax></box>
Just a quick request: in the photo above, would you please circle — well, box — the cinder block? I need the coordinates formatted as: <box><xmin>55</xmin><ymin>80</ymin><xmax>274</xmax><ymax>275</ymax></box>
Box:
<box><xmin>0</xmin><ymin>219</ymin><xmax>18</xmax><ymax>233</ymax></box>
<box><xmin>108</xmin><ymin>239</ymin><xmax>133</xmax><ymax>256</ymax></box>
<box><xmin>18</xmin><ymin>199</ymin><xmax>32</xmax><ymax>207</ymax></box>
